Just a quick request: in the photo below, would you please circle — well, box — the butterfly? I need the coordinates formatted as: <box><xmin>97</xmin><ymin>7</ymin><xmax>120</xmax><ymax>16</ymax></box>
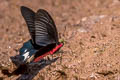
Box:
<box><xmin>19</xmin><ymin>6</ymin><xmax>63</xmax><ymax>63</ymax></box>
<box><xmin>2</xmin><ymin>6</ymin><xmax>64</xmax><ymax>76</ymax></box>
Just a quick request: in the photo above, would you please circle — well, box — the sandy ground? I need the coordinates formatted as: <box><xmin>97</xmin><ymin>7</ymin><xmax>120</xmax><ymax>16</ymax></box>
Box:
<box><xmin>0</xmin><ymin>0</ymin><xmax>120</xmax><ymax>80</ymax></box>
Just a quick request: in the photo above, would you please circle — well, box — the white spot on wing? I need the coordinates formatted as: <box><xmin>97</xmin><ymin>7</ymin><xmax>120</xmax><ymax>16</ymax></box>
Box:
<box><xmin>22</xmin><ymin>52</ymin><xmax>30</xmax><ymax>61</ymax></box>
<box><xmin>24</xmin><ymin>49</ymin><xmax>28</xmax><ymax>53</ymax></box>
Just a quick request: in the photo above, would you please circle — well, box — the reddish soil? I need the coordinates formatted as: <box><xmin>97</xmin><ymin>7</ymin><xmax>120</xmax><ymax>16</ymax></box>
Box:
<box><xmin>0</xmin><ymin>0</ymin><xmax>120</xmax><ymax>80</ymax></box>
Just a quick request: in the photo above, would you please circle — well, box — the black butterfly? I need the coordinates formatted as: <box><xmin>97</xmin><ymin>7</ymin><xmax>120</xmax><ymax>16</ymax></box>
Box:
<box><xmin>2</xmin><ymin>6</ymin><xmax>64</xmax><ymax>76</ymax></box>
<box><xmin>19</xmin><ymin>6</ymin><xmax>63</xmax><ymax>63</ymax></box>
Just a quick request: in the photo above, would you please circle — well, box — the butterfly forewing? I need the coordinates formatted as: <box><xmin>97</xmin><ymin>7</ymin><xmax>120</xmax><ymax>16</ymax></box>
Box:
<box><xmin>38</xmin><ymin>9</ymin><xmax>58</xmax><ymax>43</ymax></box>
<box><xmin>21</xmin><ymin>6</ymin><xmax>59</xmax><ymax>48</ymax></box>
<box><xmin>34</xmin><ymin>9</ymin><xmax>59</xmax><ymax>46</ymax></box>
<box><xmin>21</xmin><ymin>6</ymin><xmax>35</xmax><ymax>44</ymax></box>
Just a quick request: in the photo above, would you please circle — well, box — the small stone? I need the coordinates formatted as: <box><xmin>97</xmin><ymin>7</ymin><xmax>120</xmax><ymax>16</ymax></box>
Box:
<box><xmin>8</xmin><ymin>46</ymin><xmax>11</xmax><ymax>49</ymax></box>
<box><xmin>81</xmin><ymin>17</ymin><xmax>87</xmax><ymax>21</ymax></box>
<box><xmin>77</xmin><ymin>28</ymin><xmax>87</xmax><ymax>33</ymax></box>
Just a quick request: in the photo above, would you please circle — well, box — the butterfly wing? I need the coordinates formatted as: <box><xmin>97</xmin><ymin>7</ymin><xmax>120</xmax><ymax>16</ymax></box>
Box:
<box><xmin>21</xmin><ymin>6</ymin><xmax>59</xmax><ymax>48</ymax></box>
<box><xmin>20</xmin><ymin>6</ymin><xmax>36</xmax><ymax>44</ymax></box>
<box><xmin>34</xmin><ymin>9</ymin><xmax>59</xmax><ymax>47</ymax></box>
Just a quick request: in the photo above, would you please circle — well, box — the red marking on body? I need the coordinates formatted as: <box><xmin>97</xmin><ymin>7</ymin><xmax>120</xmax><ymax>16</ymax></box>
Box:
<box><xmin>33</xmin><ymin>43</ymin><xmax>63</xmax><ymax>62</ymax></box>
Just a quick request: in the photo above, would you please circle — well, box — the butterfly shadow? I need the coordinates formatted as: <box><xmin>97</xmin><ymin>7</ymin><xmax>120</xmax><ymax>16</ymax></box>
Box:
<box><xmin>10</xmin><ymin>56</ymin><xmax>59</xmax><ymax>80</ymax></box>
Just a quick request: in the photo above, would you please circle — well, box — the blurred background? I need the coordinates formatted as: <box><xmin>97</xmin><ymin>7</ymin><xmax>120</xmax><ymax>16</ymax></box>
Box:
<box><xmin>0</xmin><ymin>0</ymin><xmax>120</xmax><ymax>80</ymax></box>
